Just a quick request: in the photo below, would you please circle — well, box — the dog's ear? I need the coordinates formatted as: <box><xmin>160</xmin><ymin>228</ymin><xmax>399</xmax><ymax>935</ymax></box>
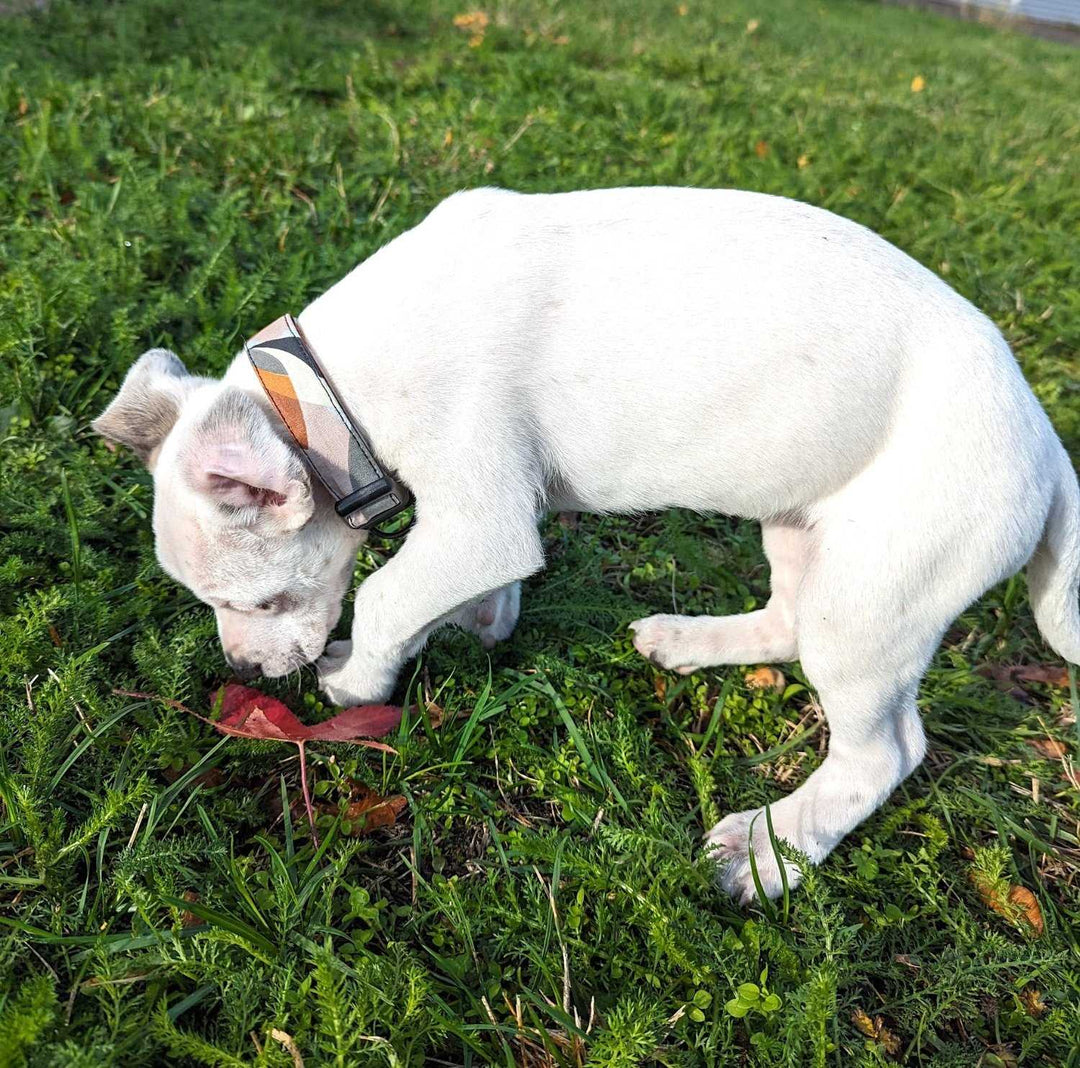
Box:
<box><xmin>183</xmin><ymin>389</ymin><xmax>314</xmax><ymax>531</ymax></box>
<box><xmin>92</xmin><ymin>349</ymin><xmax>197</xmax><ymax>468</ymax></box>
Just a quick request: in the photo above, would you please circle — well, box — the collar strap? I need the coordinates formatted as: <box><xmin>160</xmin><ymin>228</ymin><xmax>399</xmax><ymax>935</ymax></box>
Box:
<box><xmin>244</xmin><ymin>314</ymin><xmax>412</xmax><ymax>531</ymax></box>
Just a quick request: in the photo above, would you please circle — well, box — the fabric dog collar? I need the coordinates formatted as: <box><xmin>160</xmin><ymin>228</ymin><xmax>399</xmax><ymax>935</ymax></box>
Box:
<box><xmin>244</xmin><ymin>314</ymin><xmax>412</xmax><ymax>532</ymax></box>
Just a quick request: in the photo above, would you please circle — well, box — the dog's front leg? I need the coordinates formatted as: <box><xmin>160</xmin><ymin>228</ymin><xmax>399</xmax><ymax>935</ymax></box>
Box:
<box><xmin>317</xmin><ymin>513</ymin><xmax>544</xmax><ymax>706</ymax></box>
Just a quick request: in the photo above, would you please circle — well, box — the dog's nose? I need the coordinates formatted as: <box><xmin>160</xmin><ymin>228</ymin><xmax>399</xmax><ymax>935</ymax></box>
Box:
<box><xmin>226</xmin><ymin>656</ymin><xmax>262</xmax><ymax>682</ymax></box>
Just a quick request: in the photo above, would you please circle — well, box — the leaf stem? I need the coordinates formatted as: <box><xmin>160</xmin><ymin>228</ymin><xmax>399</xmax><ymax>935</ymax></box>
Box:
<box><xmin>297</xmin><ymin>741</ymin><xmax>318</xmax><ymax>847</ymax></box>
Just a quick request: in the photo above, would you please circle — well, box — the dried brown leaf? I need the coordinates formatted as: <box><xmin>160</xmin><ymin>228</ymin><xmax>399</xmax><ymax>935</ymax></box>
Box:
<box><xmin>180</xmin><ymin>890</ymin><xmax>201</xmax><ymax>927</ymax></box>
<box><xmin>976</xmin><ymin>662</ymin><xmax>1070</xmax><ymax>689</ymax></box>
<box><xmin>851</xmin><ymin>1010</ymin><xmax>900</xmax><ymax>1056</ymax></box>
<box><xmin>342</xmin><ymin>785</ymin><xmax>409</xmax><ymax>834</ymax></box>
<box><xmin>1027</xmin><ymin>737</ymin><xmax>1068</xmax><ymax>760</ymax></box>
<box><xmin>425</xmin><ymin>698</ymin><xmax>445</xmax><ymax>728</ymax></box>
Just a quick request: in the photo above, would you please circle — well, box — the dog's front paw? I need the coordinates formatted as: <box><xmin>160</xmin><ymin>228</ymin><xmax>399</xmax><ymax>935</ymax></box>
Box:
<box><xmin>705</xmin><ymin>809</ymin><xmax>803</xmax><ymax>905</ymax></box>
<box><xmin>629</xmin><ymin>614</ymin><xmax>702</xmax><ymax>674</ymax></box>
<box><xmin>316</xmin><ymin>642</ymin><xmax>396</xmax><ymax>707</ymax></box>
<box><xmin>458</xmin><ymin>582</ymin><xmax>521</xmax><ymax>650</ymax></box>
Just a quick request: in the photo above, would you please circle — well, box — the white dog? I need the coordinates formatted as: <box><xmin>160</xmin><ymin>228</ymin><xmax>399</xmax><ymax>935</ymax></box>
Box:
<box><xmin>94</xmin><ymin>187</ymin><xmax>1080</xmax><ymax>901</ymax></box>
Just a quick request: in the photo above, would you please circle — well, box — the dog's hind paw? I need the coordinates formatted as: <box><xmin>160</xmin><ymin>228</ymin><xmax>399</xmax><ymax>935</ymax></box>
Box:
<box><xmin>705</xmin><ymin>809</ymin><xmax>803</xmax><ymax>905</ymax></box>
<box><xmin>456</xmin><ymin>582</ymin><xmax>521</xmax><ymax>650</ymax></box>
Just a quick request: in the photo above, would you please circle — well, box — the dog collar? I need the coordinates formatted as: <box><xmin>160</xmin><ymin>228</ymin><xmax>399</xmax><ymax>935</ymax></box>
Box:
<box><xmin>244</xmin><ymin>314</ymin><xmax>412</xmax><ymax>532</ymax></box>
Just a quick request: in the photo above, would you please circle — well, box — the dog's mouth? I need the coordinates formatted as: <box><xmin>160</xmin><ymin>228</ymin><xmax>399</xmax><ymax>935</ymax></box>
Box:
<box><xmin>225</xmin><ymin>641</ymin><xmax>325</xmax><ymax>682</ymax></box>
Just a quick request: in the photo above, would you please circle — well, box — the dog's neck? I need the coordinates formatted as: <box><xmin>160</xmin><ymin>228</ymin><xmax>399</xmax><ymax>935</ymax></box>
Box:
<box><xmin>224</xmin><ymin>314</ymin><xmax>412</xmax><ymax>534</ymax></box>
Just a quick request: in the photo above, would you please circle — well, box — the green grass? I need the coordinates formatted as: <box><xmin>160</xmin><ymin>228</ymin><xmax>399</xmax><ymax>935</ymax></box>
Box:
<box><xmin>1</xmin><ymin>0</ymin><xmax>1079</xmax><ymax>1063</ymax></box>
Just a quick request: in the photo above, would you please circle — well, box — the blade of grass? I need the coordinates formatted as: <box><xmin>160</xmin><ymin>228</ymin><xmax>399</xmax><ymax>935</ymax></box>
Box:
<box><xmin>159</xmin><ymin>894</ymin><xmax>277</xmax><ymax>959</ymax></box>
<box><xmin>746</xmin><ymin>812</ymin><xmax>777</xmax><ymax>921</ymax></box>
<box><xmin>765</xmin><ymin>801</ymin><xmax>790</xmax><ymax>924</ymax></box>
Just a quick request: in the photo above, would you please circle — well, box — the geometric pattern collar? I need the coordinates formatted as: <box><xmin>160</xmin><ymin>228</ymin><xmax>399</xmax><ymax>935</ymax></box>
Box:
<box><xmin>244</xmin><ymin>314</ymin><xmax>412</xmax><ymax>532</ymax></box>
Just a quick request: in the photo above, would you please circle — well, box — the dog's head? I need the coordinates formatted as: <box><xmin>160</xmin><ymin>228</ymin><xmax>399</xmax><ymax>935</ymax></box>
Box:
<box><xmin>93</xmin><ymin>350</ymin><xmax>363</xmax><ymax>678</ymax></box>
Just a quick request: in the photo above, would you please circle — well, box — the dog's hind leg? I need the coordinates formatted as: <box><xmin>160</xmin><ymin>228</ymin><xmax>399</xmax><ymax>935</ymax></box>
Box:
<box><xmin>705</xmin><ymin>457</ymin><xmax>1044</xmax><ymax>902</ymax></box>
<box><xmin>629</xmin><ymin>521</ymin><xmax>805</xmax><ymax>673</ymax></box>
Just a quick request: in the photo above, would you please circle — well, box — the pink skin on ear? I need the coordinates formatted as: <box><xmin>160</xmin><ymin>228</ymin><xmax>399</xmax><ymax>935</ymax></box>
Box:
<box><xmin>204</xmin><ymin>474</ymin><xmax>287</xmax><ymax>508</ymax></box>
<box><xmin>200</xmin><ymin>442</ymin><xmax>291</xmax><ymax>508</ymax></box>
<box><xmin>190</xmin><ymin>440</ymin><xmax>312</xmax><ymax>528</ymax></box>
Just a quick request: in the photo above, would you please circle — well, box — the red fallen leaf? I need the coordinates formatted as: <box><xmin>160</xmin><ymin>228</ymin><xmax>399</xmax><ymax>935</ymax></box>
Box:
<box><xmin>304</xmin><ymin>704</ymin><xmax>402</xmax><ymax>743</ymax></box>
<box><xmin>209</xmin><ymin>684</ymin><xmax>400</xmax><ymax>750</ymax></box>
<box><xmin>209</xmin><ymin>685</ymin><xmax>400</xmax><ymax>843</ymax></box>
<box><xmin>113</xmin><ymin>685</ymin><xmax>401</xmax><ymax>845</ymax></box>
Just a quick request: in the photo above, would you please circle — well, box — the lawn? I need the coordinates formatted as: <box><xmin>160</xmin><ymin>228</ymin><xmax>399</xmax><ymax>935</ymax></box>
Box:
<box><xmin>1</xmin><ymin>0</ymin><xmax>1079</xmax><ymax>1063</ymax></box>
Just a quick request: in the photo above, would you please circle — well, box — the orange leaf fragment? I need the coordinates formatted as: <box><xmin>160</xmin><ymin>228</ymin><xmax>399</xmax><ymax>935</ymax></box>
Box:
<box><xmin>452</xmin><ymin>10</ymin><xmax>489</xmax><ymax>30</ymax></box>
<box><xmin>971</xmin><ymin>871</ymin><xmax>1044</xmax><ymax>937</ymax></box>
<box><xmin>754</xmin><ymin>139</ymin><xmax>769</xmax><ymax>159</ymax></box>
<box><xmin>745</xmin><ymin>666</ymin><xmax>786</xmax><ymax>694</ymax></box>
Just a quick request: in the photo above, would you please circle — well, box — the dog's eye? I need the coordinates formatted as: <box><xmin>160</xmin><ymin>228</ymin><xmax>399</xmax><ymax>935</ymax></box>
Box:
<box><xmin>255</xmin><ymin>594</ymin><xmax>290</xmax><ymax>613</ymax></box>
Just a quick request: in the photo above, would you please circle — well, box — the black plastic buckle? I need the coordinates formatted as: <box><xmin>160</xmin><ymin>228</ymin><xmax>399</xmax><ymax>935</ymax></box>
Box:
<box><xmin>334</xmin><ymin>478</ymin><xmax>414</xmax><ymax>538</ymax></box>
<box><xmin>334</xmin><ymin>478</ymin><xmax>394</xmax><ymax>521</ymax></box>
